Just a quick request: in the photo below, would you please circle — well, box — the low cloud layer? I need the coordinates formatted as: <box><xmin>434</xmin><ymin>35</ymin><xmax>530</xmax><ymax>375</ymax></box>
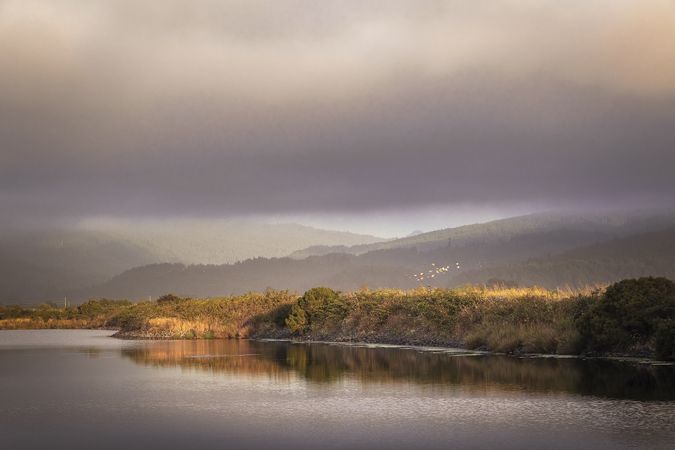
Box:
<box><xmin>1</xmin><ymin>0</ymin><xmax>674</xmax><ymax>225</ymax></box>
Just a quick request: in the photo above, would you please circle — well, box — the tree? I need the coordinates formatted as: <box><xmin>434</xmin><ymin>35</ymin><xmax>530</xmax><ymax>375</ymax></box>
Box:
<box><xmin>577</xmin><ymin>277</ymin><xmax>675</xmax><ymax>358</ymax></box>
<box><xmin>285</xmin><ymin>287</ymin><xmax>345</xmax><ymax>334</ymax></box>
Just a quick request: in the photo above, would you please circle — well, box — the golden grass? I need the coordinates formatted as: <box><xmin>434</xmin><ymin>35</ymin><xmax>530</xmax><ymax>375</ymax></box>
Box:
<box><xmin>142</xmin><ymin>316</ymin><xmax>252</xmax><ymax>339</ymax></box>
<box><xmin>0</xmin><ymin>318</ymin><xmax>94</xmax><ymax>329</ymax></box>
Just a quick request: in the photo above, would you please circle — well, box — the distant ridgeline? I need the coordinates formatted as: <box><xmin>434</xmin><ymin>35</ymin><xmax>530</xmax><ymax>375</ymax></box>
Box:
<box><xmin>0</xmin><ymin>222</ymin><xmax>384</xmax><ymax>304</ymax></box>
<box><xmin>3</xmin><ymin>211</ymin><xmax>675</xmax><ymax>304</ymax></box>
<box><xmin>2</xmin><ymin>277</ymin><xmax>674</xmax><ymax>361</ymax></box>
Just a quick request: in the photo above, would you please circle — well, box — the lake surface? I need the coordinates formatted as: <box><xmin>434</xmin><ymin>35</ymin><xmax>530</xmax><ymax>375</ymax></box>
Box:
<box><xmin>1</xmin><ymin>330</ymin><xmax>673</xmax><ymax>450</ymax></box>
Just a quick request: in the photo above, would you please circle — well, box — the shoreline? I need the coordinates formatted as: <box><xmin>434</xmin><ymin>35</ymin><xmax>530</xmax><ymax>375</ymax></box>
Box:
<box><xmin>2</xmin><ymin>327</ymin><xmax>672</xmax><ymax>365</ymax></box>
<box><xmin>255</xmin><ymin>337</ymin><xmax>675</xmax><ymax>366</ymax></box>
<box><xmin>3</xmin><ymin>280</ymin><xmax>673</xmax><ymax>361</ymax></box>
<box><xmin>112</xmin><ymin>330</ymin><xmax>671</xmax><ymax>364</ymax></box>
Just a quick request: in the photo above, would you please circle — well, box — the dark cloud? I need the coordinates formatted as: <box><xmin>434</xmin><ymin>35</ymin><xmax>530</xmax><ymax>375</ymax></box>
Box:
<box><xmin>1</xmin><ymin>1</ymin><xmax>674</xmax><ymax>224</ymax></box>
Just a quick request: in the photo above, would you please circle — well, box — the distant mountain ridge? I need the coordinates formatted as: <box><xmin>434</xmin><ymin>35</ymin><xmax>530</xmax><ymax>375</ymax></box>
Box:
<box><xmin>288</xmin><ymin>210</ymin><xmax>675</xmax><ymax>258</ymax></box>
<box><xmin>69</xmin><ymin>210</ymin><xmax>675</xmax><ymax>302</ymax></box>
<box><xmin>0</xmin><ymin>222</ymin><xmax>384</xmax><ymax>304</ymax></box>
<box><xmin>83</xmin><ymin>219</ymin><xmax>385</xmax><ymax>265</ymax></box>
<box><xmin>453</xmin><ymin>227</ymin><xmax>675</xmax><ymax>289</ymax></box>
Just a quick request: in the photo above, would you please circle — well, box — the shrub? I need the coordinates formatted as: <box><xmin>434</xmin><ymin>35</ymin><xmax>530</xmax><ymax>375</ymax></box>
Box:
<box><xmin>654</xmin><ymin>320</ymin><xmax>675</xmax><ymax>361</ymax></box>
<box><xmin>577</xmin><ymin>277</ymin><xmax>675</xmax><ymax>354</ymax></box>
<box><xmin>286</xmin><ymin>305</ymin><xmax>307</xmax><ymax>333</ymax></box>
<box><xmin>0</xmin><ymin>305</ymin><xmax>31</xmax><ymax>320</ymax></box>
<box><xmin>156</xmin><ymin>294</ymin><xmax>187</xmax><ymax>304</ymax></box>
<box><xmin>286</xmin><ymin>287</ymin><xmax>346</xmax><ymax>334</ymax></box>
<box><xmin>202</xmin><ymin>329</ymin><xmax>215</xmax><ymax>339</ymax></box>
<box><xmin>78</xmin><ymin>299</ymin><xmax>131</xmax><ymax>318</ymax></box>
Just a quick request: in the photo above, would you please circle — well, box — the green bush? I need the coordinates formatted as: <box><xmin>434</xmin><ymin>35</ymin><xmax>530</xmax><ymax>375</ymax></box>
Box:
<box><xmin>0</xmin><ymin>305</ymin><xmax>31</xmax><ymax>320</ymax></box>
<box><xmin>654</xmin><ymin>320</ymin><xmax>675</xmax><ymax>360</ymax></box>
<box><xmin>202</xmin><ymin>329</ymin><xmax>215</xmax><ymax>339</ymax></box>
<box><xmin>106</xmin><ymin>305</ymin><xmax>148</xmax><ymax>330</ymax></box>
<box><xmin>577</xmin><ymin>277</ymin><xmax>675</xmax><ymax>355</ymax></box>
<box><xmin>156</xmin><ymin>294</ymin><xmax>187</xmax><ymax>304</ymax></box>
<box><xmin>286</xmin><ymin>287</ymin><xmax>346</xmax><ymax>334</ymax></box>
<box><xmin>78</xmin><ymin>299</ymin><xmax>131</xmax><ymax>318</ymax></box>
<box><xmin>285</xmin><ymin>305</ymin><xmax>307</xmax><ymax>333</ymax></box>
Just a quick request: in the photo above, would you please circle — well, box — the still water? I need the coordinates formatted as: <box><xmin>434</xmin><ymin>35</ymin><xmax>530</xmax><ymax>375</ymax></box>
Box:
<box><xmin>0</xmin><ymin>330</ymin><xmax>673</xmax><ymax>450</ymax></box>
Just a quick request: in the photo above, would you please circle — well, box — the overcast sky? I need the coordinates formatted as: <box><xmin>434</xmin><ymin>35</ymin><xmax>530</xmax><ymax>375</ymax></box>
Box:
<box><xmin>1</xmin><ymin>0</ymin><xmax>674</xmax><ymax>236</ymax></box>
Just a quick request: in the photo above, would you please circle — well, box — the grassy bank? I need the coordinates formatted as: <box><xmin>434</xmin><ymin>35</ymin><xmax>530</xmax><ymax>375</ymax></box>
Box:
<box><xmin>2</xmin><ymin>277</ymin><xmax>673</xmax><ymax>359</ymax></box>
<box><xmin>0</xmin><ymin>299</ymin><xmax>131</xmax><ymax>330</ymax></box>
<box><xmin>283</xmin><ymin>286</ymin><xmax>581</xmax><ymax>353</ymax></box>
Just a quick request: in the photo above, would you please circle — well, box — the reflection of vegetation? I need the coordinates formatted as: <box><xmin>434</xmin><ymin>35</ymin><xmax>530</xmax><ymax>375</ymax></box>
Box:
<box><xmin>121</xmin><ymin>340</ymin><xmax>675</xmax><ymax>400</ymax></box>
<box><xmin>122</xmin><ymin>340</ymin><xmax>292</xmax><ymax>381</ymax></box>
<box><xmin>3</xmin><ymin>278</ymin><xmax>673</xmax><ymax>360</ymax></box>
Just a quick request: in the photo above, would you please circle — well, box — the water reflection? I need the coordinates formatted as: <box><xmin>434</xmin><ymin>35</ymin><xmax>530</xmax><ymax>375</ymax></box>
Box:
<box><xmin>2</xmin><ymin>332</ymin><xmax>673</xmax><ymax>450</ymax></box>
<box><xmin>121</xmin><ymin>340</ymin><xmax>675</xmax><ymax>401</ymax></box>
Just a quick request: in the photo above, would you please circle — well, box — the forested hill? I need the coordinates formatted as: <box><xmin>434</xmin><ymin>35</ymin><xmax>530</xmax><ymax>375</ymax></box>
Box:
<box><xmin>76</xmin><ymin>254</ymin><xmax>413</xmax><ymax>300</ymax></box>
<box><xmin>288</xmin><ymin>210</ymin><xmax>675</xmax><ymax>258</ymax></box>
<box><xmin>74</xmin><ymin>226</ymin><xmax>675</xmax><ymax>301</ymax></box>
<box><xmin>453</xmin><ymin>227</ymin><xmax>675</xmax><ymax>289</ymax></box>
<box><xmin>0</xmin><ymin>223</ymin><xmax>383</xmax><ymax>304</ymax></box>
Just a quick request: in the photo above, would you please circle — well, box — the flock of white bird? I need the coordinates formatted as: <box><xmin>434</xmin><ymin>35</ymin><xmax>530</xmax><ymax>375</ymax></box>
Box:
<box><xmin>412</xmin><ymin>262</ymin><xmax>461</xmax><ymax>282</ymax></box>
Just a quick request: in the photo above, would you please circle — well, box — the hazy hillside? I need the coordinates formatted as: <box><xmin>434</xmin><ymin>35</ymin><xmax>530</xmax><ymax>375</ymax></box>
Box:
<box><xmin>0</xmin><ymin>229</ymin><xmax>168</xmax><ymax>304</ymax></box>
<box><xmin>9</xmin><ymin>210</ymin><xmax>675</xmax><ymax>303</ymax></box>
<box><xmin>289</xmin><ymin>211</ymin><xmax>675</xmax><ymax>258</ymax></box>
<box><xmin>0</xmin><ymin>222</ymin><xmax>383</xmax><ymax>304</ymax></box>
<box><xmin>452</xmin><ymin>227</ymin><xmax>675</xmax><ymax>289</ymax></box>
<box><xmin>77</xmin><ymin>255</ymin><xmax>415</xmax><ymax>301</ymax></box>
<box><xmin>72</xmin><ymin>215</ymin><xmax>675</xmax><ymax>301</ymax></box>
<box><xmin>84</xmin><ymin>219</ymin><xmax>385</xmax><ymax>265</ymax></box>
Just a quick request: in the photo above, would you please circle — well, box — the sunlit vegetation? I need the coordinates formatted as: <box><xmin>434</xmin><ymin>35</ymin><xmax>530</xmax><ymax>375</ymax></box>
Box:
<box><xmin>284</xmin><ymin>279</ymin><xmax>673</xmax><ymax>358</ymax></box>
<box><xmin>1</xmin><ymin>278</ymin><xmax>673</xmax><ymax>359</ymax></box>
<box><xmin>0</xmin><ymin>299</ymin><xmax>131</xmax><ymax>329</ymax></box>
<box><xmin>286</xmin><ymin>285</ymin><xmax>582</xmax><ymax>354</ymax></box>
<box><xmin>109</xmin><ymin>291</ymin><xmax>296</xmax><ymax>339</ymax></box>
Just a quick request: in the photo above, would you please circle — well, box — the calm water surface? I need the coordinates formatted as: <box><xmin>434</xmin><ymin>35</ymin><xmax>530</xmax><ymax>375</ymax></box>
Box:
<box><xmin>0</xmin><ymin>330</ymin><xmax>673</xmax><ymax>450</ymax></box>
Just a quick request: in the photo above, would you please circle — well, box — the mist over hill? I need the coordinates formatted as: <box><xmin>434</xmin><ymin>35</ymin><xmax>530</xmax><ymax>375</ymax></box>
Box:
<box><xmin>81</xmin><ymin>219</ymin><xmax>385</xmax><ymax>265</ymax></box>
<box><xmin>0</xmin><ymin>221</ymin><xmax>383</xmax><ymax>304</ymax></box>
<box><xmin>453</xmin><ymin>227</ymin><xmax>675</xmax><ymax>289</ymax></box>
<box><xmin>289</xmin><ymin>211</ymin><xmax>675</xmax><ymax>258</ymax></box>
<box><xmin>66</xmin><ymin>210</ymin><xmax>675</xmax><ymax>302</ymax></box>
<box><xmin>0</xmin><ymin>229</ymin><xmax>164</xmax><ymax>303</ymax></box>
